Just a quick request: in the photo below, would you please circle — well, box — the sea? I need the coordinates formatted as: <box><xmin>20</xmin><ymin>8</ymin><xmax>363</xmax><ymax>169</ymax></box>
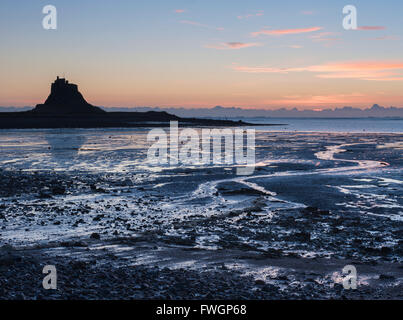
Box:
<box><xmin>222</xmin><ymin>117</ymin><xmax>403</xmax><ymax>133</ymax></box>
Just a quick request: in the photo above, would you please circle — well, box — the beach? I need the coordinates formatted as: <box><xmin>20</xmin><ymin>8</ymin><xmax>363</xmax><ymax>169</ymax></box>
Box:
<box><xmin>0</xmin><ymin>127</ymin><xmax>402</xmax><ymax>299</ymax></box>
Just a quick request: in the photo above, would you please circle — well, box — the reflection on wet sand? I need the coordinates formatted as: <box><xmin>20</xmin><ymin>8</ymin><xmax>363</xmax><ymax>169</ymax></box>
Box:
<box><xmin>45</xmin><ymin>132</ymin><xmax>87</xmax><ymax>160</ymax></box>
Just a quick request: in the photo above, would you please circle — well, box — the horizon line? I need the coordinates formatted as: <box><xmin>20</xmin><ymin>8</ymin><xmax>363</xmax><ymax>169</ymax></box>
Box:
<box><xmin>1</xmin><ymin>104</ymin><xmax>403</xmax><ymax>111</ymax></box>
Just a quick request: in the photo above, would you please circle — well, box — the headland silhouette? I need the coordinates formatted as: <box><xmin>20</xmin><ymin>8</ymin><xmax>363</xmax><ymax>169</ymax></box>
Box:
<box><xmin>0</xmin><ymin>77</ymin><xmax>260</xmax><ymax>129</ymax></box>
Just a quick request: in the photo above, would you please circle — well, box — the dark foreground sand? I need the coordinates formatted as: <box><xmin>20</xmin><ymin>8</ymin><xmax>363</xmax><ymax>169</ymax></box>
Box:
<box><xmin>1</xmin><ymin>242</ymin><xmax>402</xmax><ymax>300</ymax></box>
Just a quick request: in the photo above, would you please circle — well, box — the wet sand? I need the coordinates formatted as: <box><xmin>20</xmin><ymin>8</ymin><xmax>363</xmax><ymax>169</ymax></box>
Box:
<box><xmin>0</xmin><ymin>131</ymin><xmax>402</xmax><ymax>299</ymax></box>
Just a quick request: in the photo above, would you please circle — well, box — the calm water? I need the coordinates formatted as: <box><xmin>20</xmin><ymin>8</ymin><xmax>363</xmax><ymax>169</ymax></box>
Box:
<box><xmin>226</xmin><ymin>118</ymin><xmax>403</xmax><ymax>133</ymax></box>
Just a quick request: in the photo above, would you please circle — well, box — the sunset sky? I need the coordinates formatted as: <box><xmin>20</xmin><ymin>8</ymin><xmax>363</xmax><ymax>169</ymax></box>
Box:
<box><xmin>1</xmin><ymin>0</ymin><xmax>403</xmax><ymax>109</ymax></box>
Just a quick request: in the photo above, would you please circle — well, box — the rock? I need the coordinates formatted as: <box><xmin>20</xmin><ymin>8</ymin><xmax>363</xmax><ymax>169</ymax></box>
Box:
<box><xmin>93</xmin><ymin>214</ymin><xmax>105</xmax><ymax>221</ymax></box>
<box><xmin>70</xmin><ymin>261</ymin><xmax>89</xmax><ymax>270</ymax></box>
<box><xmin>0</xmin><ymin>245</ymin><xmax>22</xmax><ymax>266</ymax></box>
<box><xmin>52</xmin><ymin>186</ymin><xmax>66</xmax><ymax>195</ymax></box>
<box><xmin>262</xmin><ymin>248</ymin><xmax>283</xmax><ymax>258</ymax></box>
<box><xmin>255</xmin><ymin>279</ymin><xmax>266</xmax><ymax>286</ymax></box>
<box><xmin>295</xmin><ymin>231</ymin><xmax>311</xmax><ymax>242</ymax></box>
<box><xmin>39</xmin><ymin>190</ymin><xmax>52</xmax><ymax>198</ymax></box>
<box><xmin>90</xmin><ymin>233</ymin><xmax>101</xmax><ymax>240</ymax></box>
<box><xmin>303</xmin><ymin>206</ymin><xmax>319</xmax><ymax>213</ymax></box>
<box><xmin>379</xmin><ymin>274</ymin><xmax>395</xmax><ymax>280</ymax></box>
<box><xmin>380</xmin><ymin>247</ymin><xmax>392</xmax><ymax>255</ymax></box>
<box><xmin>1</xmin><ymin>244</ymin><xmax>14</xmax><ymax>252</ymax></box>
<box><xmin>61</xmin><ymin>241</ymin><xmax>88</xmax><ymax>248</ymax></box>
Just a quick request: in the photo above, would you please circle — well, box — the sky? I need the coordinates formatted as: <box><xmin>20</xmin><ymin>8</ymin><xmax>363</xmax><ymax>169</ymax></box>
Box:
<box><xmin>1</xmin><ymin>0</ymin><xmax>403</xmax><ymax>109</ymax></box>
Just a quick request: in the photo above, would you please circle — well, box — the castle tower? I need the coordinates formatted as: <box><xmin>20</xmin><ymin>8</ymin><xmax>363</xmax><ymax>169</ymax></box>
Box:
<box><xmin>32</xmin><ymin>77</ymin><xmax>105</xmax><ymax>114</ymax></box>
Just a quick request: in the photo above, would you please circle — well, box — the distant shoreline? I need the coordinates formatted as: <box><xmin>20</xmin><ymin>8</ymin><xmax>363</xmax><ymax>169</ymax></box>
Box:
<box><xmin>1</xmin><ymin>105</ymin><xmax>402</xmax><ymax>119</ymax></box>
<box><xmin>0</xmin><ymin>111</ymin><xmax>283</xmax><ymax>129</ymax></box>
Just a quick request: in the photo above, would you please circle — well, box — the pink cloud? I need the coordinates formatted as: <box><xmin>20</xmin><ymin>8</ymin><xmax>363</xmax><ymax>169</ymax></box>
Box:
<box><xmin>357</xmin><ymin>26</ymin><xmax>386</xmax><ymax>31</ymax></box>
<box><xmin>271</xmin><ymin>93</ymin><xmax>366</xmax><ymax>105</ymax></box>
<box><xmin>307</xmin><ymin>62</ymin><xmax>403</xmax><ymax>72</ymax></box>
<box><xmin>174</xmin><ymin>9</ymin><xmax>186</xmax><ymax>13</ymax></box>
<box><xmin>206</xmin><ymin>42</ymin><xmax>262</xmax><ymax>50</ymax></box>
<box><xmin>231</xmin><ymin>61</ymin><xmax>403</xmax><ymax>81</ymax></box>
<box><xmin>251</xmin><ymin>27</ymin><xmax>322</xmax><ymax>37</ymax></box>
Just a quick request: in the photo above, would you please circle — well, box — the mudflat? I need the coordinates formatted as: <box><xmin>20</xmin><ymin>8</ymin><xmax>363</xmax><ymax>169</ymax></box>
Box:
<box><xmin>0</xmin><ymin>130</ymin><xmax>402</xmax><ymax>299</ymax></box>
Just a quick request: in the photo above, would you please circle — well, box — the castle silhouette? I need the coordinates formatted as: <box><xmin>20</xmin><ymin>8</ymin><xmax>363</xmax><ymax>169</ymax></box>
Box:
<box><xmin>33</xmin><ymin>77</ymin><xmax>105</xmax><ymax>114</ymax></box>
